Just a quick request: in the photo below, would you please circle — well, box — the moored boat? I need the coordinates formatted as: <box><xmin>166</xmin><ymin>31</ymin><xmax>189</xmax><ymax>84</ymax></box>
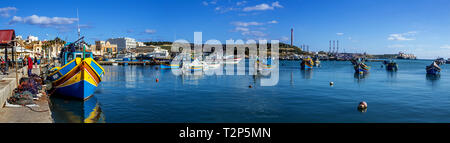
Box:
<box><xmin>354</xmin><ymin>60</ymin><xmax>370</xmax><ymax>74</ymax></box>
<box><xmin>384</xmin><ymin>60</ymin><xmax>398</xmax><ymax>71</ymax></box>
<box><xmin>48</xmin><ymin>37</ymin><xmax>104</xmax><ymax>100</ymax></box>
<box><xmin>222</xmin><ymin>55</ymin><xmax>242</xmax><ymax>64</ymax></box>
<box><xmin>435</xmin><ymin>58</ymin><xmax>445</xmax><ymax>65</ymax></box>
<box><xmin>160</xmin><ymin>63</ymin><xmax>180</xmax><ymax>69</ymax></box>
<box><xmin>300</xmin><ymin>57</ymin><xmax>314</xmax><ymax>69</ymax></box>
<box><xmin>426</xmin><ymin>61</ymin><xmax>441</xmax><ymax>75</ymax></box>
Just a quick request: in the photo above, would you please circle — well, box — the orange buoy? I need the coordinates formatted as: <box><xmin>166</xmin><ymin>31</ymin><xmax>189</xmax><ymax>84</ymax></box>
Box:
<box><xmin>156</xmin><ymin>78</ymin><xmax>159</xmax><ymax>83</ymax></box>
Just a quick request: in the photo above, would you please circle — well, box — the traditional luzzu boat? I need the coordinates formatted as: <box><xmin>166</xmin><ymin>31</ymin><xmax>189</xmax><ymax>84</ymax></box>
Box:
<box><xmin>48</xmin><ymin>37</ymin><xmax>104</xmax><ymax>100</ymax></box>
<box><xmin>426</xmin><ymin>61</ymin><xmax>441</xmax><ymax>75</ymax></box>
<box><xmin>354</xmin><ymin>62</ymin><xmax>370</xmax><ymax>74</ymax></box>
<box><xmin>300</xmin><ymin>57</ymin><xmax>314</xmax><ymax>69</ymax></box>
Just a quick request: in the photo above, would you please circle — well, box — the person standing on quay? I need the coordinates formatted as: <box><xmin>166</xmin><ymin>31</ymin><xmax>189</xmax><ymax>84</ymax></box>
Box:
<box><xmin>27</xmin><ymin>55</ymin><xmax>33</xmax><ymax>77</ymax></box>
<box><xmin>34</xmin><ymin>56</ymin><xmax>37</xmax><ymax>68</ymax></box>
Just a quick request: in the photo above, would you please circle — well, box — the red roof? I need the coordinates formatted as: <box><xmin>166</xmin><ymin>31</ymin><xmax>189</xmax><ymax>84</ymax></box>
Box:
<box><xmin>0</xmin><ymin>29</ymin><xmax>15</xmax><ymax>44</ymax></box>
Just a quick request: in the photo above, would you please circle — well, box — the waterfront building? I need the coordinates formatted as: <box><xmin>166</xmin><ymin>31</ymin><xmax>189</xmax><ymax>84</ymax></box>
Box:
<box><xmin>26</xmin><ymin>35</ymin><xmax>38</xmax><ymax>43</ymax></box>
<box><xmin>135</xmin><ymin>45</ymin><xmax>170</xmax><ymax>58</ymax></box>
<box><xmin>93</xmin><ymin>41</ymin><xmax>118</xmax><ymax>56</ymax></box>
<box><xmin>106</xmin><ymin>37</ymin><xmax>136</xmax><ymax>52</ymax></box>
<box><xmin>398</xmin><ymin>52</ymin><xmax>416</xmax><ymax>59</ymax></box>
<box><xmin>137</xmin><ymin>42</ymin><xmax>146</xmax><ymax>47</ymax></box>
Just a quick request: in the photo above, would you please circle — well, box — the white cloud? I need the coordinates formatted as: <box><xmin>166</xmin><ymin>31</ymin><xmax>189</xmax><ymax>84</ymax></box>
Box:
<box><xmin>336</xmin><ymin>33</ymin><xmax>344</xmax><ymax>36</ymax></box>
<box><xmin>231</xmin><ymin>21</ymin><xmax>264</xmax><ymax>27</ymax></box>
<box><xmin>215</xmin><ymin>6</ymin><xmax>237</xmax><ymax>13</ymax></box>
<box><xmin>202</xmin><ymin>0</ymin><xmax>218</xmax><ymax>6</ymax></box>
<box><xmin>268</xmin><ymin>20</ymin><xmax>278</xmax><ymax>24</ymax></box>
<box><xmin>242</xmin><ymin>30</ymin><xmax>266</xmax><ymax>37</ymax></box>
<box><xmin>280</xmin><ymin>36</ymin><xmax>289</xmax><ymax>41</ymax></box>
<box><xmin>0</xmin><ymin>7</ymin><xmax>17</xmax><ymax>17</ymax></box>
<box><xmin>243</xmin><ymin>1</ymin><xmax>283</xmax><ymax>12</ymax></box>
<box><xmin>9</xmin><ymin>15</ymin><xmax>78</xmax><ymax>26</ymax></box>
<box><xmin>387</xmin><ymin>31</ymin><xmax>417</xmax><ymax>41</ymax></box>
<box><xmin>440</xmin><ymin>45</ymin><xmax>450</xmax><ymax>49</ymax></box>
<box><xmin>387</xmin><ymin>44</ymin><xmax>406</xmax><ymax>48</ymax></box>
<box><xmin>236</xmin><ymin>1</ymin><xmax>247</xmax><ymax>6</ymax></box>
<box><xmin>144</xmin><ymin>29</ymin><xmax>156</xmax><ymax>34</ymax></box>
<box><xmin>234</xmin><ymin>27</ymin><xmax>249</xmax><ymax>32</ymax></box>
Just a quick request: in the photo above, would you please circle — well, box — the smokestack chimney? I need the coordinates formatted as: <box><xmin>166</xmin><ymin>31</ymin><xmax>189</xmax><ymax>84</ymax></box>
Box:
<box><xmin>290</xmin><ymin>28</ymin><xmax>293</xmax><ymax>48</ymax></box>
<box><xmin>329</xmin><ymin>40</ymin><xmax>331</xmax><ymax>54</ymax></box>
<box><xmin>337</xmin><ymin>40</ymin><xmax>339</xmax><ymax>54</ymax></box>
<box><xmin>333</xmin><ymin>40</ymin><xmax>335</xmax><ymax>53</ymax></box>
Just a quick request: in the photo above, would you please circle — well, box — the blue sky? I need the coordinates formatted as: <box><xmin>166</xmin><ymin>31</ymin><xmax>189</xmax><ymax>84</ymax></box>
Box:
<box><xmin>1</xmin><ymin>0</ymin><xmax>450</xmax><ymax>59</ymax></box>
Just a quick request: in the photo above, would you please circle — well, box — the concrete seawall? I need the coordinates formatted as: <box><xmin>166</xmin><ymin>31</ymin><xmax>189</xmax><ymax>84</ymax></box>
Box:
<box><xmin>0</xmin><ymin>66</ymin><xmax>53</xmax><ymax>123</ymax></box>
<box><xmin>0</xmin><ymin>67</ymin><xmax>25</xmax><ymax>107</ymax></box>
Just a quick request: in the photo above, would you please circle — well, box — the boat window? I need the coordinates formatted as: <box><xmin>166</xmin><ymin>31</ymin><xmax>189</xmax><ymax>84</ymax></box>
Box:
<box><xmin>85</xmin><ymin>54</ymin><xmax>91</xmax><ymax>58</ymax></box>
<box><xmin>76</xmin><ymin>53</ymin><xmax>82</xmax><ymax>58</ymax></box>
<box><xmin>67</xmin><ymin>53</ymin><xmax>74</xmax><ymax>62</ymax></box>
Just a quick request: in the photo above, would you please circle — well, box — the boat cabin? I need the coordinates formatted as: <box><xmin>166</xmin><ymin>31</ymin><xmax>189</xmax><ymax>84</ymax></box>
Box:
<box><xmin>63</xmin><ymin>51</ymin><xmax>93</xmax><ymax>65</ymax></box>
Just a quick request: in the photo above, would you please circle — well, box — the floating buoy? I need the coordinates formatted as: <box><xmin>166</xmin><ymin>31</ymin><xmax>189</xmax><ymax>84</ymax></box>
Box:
<box><xmin>329</xmin><ymin>82</ymin><xmax>334</xmax><ymax>86</ymax></box>
<box><xmin>358</xmin><ymin>101</ymin><xmax>367</xmax><ymax>109</ymax></box>
<box><xmin>249</xmin><ymin>85</ymin><xmax>252</xmax><ymax>88</ymax></box>
<box><xmin>156</xmin><ymin>78</ymin><xmax>159</xmax><ymax>83</ymax></box>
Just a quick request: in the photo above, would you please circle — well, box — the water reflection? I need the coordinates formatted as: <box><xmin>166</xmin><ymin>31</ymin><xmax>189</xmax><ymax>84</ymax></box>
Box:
<box><xmin>386</xmin><ymin>71</ymin><xmax>397</xmax><ymax>79</ymax></box>
<box><xmin>426</xmin><ymin>74</ymin><xmax>440</xmax><ymax>87</ymax></box>
<box><xmin>50</xmin><ymin>96</ymin><xmax>105</xmax><ymax>123</ymax></box>
<box><xmin>354</xmin><ymin>72</ymin><xmax>369</xmax><ymax>83</ymax></box>
<box><xmin>301</xmin><ymin>69</ymin><xmax>313</xmax><ymax>79</ymax></box>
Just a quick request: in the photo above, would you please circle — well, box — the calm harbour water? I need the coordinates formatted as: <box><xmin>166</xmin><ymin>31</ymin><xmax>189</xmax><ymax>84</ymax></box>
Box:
<box><xmin>51</xmin><ymin>59</ymin><xmax>450</xmax><ymax>123</ymax></box>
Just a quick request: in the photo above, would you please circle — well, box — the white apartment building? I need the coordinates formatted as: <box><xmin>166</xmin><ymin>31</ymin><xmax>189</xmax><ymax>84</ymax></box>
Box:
<box><xmin>137</xmin><ymin>42</ymin><xmax>146</xmax><ymax>47</ymax></box>
<box><xmin>106</xmin><ymin>37</ymin><xmax>137</xmax><ymax>52</ymax></box>
<box><xmin>27</xmin><ymin>35</ymin><xmax>38</xmax><ymax>42</ymax></box>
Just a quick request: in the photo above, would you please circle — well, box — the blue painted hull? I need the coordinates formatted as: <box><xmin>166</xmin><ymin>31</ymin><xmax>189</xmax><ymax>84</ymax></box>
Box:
<box><xmin>54</xmin><ymin>80</ymin><xmax>97</xmax><ymax>100</ymax></box>
<box><xmin>302</xmin><ymin>65</ymin><xmax>312</xmax><ymax>69</ymax></box>
<box><xmin>427</xmin><ymin>68</ymin><xmax>440</xmax><ymax>75</ymax></box>
<box><xmin>160</xmin><ymin>64</ymin><xmax>180</xmax><ymax>69</ymax></box>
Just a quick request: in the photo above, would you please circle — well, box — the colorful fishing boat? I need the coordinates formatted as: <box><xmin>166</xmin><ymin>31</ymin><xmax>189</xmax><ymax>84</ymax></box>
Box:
<box><xmin>182</xmin><ymin>59</ymin><xmax>203</xmax><ymax>72</ymax></box>
<box><xmin>48</xmin><ymin>37</ymin><xmax>104</xmax><ymax>100</ymax></box>
<box><xmin>300</xmin><ymin>57</ymin><xmax>314</xmax><ymax>69</ymax></box>
<box><xmin>426</xmin><ymin>61</ymin><xmax>441</xmax><ymax>75</ymax></box>
<box><xmin>354</xmin><ymin>62</ymin><xmax>370</xmax><ymax>74</ymax></box>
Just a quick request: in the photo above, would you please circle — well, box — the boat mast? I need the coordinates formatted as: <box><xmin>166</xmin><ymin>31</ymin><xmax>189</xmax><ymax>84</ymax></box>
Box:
<box><xmin>77</xmin><ymin>8</ymin><xmax>85</xmax><ymax>59</ymax></box>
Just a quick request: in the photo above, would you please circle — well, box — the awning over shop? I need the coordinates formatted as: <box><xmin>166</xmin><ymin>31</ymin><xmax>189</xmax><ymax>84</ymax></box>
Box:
<box><xmin>0</xmin><ymin>29</ymin><xmax>15</xmax><ymax>45</ymax></box>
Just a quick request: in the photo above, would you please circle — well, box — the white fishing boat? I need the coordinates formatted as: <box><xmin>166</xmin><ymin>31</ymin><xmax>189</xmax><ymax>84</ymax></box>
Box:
<box><xmin>182</xmin><ymin>59</ymin><xmax>204</xmax><ymax>71</ymax></box>
<box><xmin>222</xmin><ymin>55</ymin><xmax>242</xmax><ymax>64</ymax></box>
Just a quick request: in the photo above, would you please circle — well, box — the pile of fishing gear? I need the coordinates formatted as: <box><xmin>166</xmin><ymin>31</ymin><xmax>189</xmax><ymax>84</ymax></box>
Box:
<box><xmin>7</xmin><ymin>74</ymin><xmax>45</xmax><ymax>106</ymax></box>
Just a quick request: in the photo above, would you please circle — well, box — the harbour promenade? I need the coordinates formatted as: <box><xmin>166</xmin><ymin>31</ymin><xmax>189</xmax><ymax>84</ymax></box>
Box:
<box><xmin>0</xmin><ymin>66</ymin><xmax>53</xmax><ymax>123</ymax></box>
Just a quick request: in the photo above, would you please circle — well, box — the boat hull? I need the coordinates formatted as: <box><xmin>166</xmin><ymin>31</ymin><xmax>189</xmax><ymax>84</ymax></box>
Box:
<box><xmin>50</xmin><ymin>58</ymin><xmax>104</xmax><ymax>100</ymax></box>
<box><xmin>160</xmin><ymin>64</ymin><xmax>180</xmax><ymax>69</ymax></box>
<box><xmin>426</xmin><ymin>68</ymin><xmax>440</xmax><ymax>75</ymax></box>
